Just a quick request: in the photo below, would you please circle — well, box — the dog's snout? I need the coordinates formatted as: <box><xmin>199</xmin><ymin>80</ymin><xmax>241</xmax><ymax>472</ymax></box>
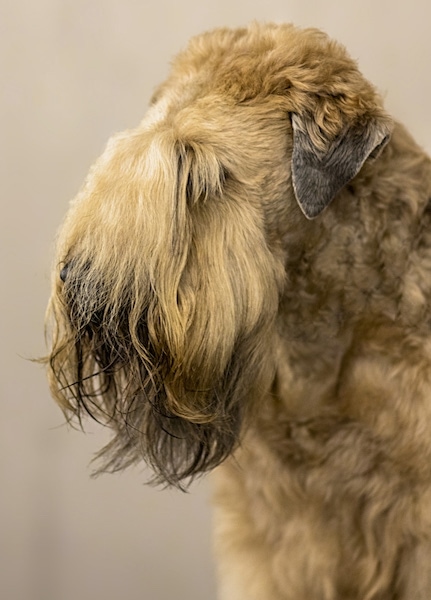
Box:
<box><xmin>60</xmin><ymin>264</ymin><xmax>69</xmax><ymax>282</ymax></box>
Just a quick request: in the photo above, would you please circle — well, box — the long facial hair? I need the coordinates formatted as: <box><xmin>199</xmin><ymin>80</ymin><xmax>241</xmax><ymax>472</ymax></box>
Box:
<box><xmin>46</xmin><ymin>131</ymin><xmax>284</xmax><ymax>487</ymax></box>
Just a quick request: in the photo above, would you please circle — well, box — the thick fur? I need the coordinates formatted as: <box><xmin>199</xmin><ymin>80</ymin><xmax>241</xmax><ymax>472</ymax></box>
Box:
<box><xmin>46</xmin><ymin>23</ymin><xmax>431</xmax><ymax>599</ymax></box>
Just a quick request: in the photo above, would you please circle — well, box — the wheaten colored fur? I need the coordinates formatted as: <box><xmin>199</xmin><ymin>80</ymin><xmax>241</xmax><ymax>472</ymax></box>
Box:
<box><xmin>46</xmin><ymin>23</ymin><xmax>431</xmax><ymax>599</ymax></box>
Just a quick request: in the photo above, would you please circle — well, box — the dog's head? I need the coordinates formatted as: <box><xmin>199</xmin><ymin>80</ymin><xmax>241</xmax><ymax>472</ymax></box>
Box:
<box><xmin>46</xmin><ymin>23</ymin><xmax>392</xmax><ymax>486</ymax></box>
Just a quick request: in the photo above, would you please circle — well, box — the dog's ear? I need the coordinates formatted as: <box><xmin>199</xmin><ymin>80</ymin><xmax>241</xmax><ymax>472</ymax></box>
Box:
<box><xmin>291</xmin><ymin>112</ymin><xmax>393</xmax><ymax>219</ymax></box>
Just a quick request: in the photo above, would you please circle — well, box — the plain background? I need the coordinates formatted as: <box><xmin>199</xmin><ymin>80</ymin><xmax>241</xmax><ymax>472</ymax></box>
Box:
<box><xmin>2</xmin><ymin>1</ymin><xmax>431</xmax><ymax>599</ymax></box>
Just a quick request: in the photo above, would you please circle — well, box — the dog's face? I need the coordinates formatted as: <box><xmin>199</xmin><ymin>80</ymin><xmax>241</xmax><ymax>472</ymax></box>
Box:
<box><xmin>46</xmin><ymin>23</ymin><xmax>392</xmax><ymax>485</ymax></box>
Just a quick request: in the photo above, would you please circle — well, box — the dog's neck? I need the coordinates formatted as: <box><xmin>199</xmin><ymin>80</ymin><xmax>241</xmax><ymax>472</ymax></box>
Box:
<box><xmin>273</xmin><ymin>122</ymin><xmax>431</xmax><ymax>420</ymax></box>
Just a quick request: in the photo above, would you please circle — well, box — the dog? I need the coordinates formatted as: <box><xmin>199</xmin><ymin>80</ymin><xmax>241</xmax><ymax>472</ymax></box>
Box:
<box><xmin>46</xmin><ymin>22</ymin><xmax>431</xmax><ymax>599</ymax></box>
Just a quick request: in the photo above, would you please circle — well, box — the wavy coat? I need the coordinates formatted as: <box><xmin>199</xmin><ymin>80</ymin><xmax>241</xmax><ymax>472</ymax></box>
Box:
<box><xmin>46</xmin><ymin>23</ymin><xmax>431</xmax><ymax>599</ymax></box>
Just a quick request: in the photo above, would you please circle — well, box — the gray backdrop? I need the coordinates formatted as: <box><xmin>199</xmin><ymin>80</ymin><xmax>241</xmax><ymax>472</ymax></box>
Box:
<box><xmin>2</xmin><ymin>1</ymin><xmax>430</xmax><ymax>599</ymax></box>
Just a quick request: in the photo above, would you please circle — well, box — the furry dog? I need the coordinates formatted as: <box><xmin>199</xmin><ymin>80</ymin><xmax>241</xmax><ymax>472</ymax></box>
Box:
<box><xmin>46</xmin><ymin>23</ymin><xmax>431</xmax><ymax>599</ymax></box>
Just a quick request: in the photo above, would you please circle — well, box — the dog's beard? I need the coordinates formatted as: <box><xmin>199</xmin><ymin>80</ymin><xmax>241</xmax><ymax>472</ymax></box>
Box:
<box><xmin>47</xmin><ymin>245</ymin><xmax>280</xmax><ymax>487</ymax></box>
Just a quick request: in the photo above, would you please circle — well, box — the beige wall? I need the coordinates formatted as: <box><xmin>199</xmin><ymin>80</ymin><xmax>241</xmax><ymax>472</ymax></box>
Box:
<box><xmin>2</xmin><ymin>1</ymin><xmax>430</xmax><ymax>599</ymax></box>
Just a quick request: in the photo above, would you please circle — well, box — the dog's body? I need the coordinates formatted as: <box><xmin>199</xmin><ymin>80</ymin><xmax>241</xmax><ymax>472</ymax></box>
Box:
<box><xmin>46</xmin><ymin>23</ymin><xmax>431</xmax><ymax>598</ymax></box>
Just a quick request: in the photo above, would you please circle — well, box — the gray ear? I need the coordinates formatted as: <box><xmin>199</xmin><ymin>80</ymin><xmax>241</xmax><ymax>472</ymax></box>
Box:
<box><xmin>291</xmin><ymin>113</ymin><xmax>392</xmax><ymax>219</ymax></box>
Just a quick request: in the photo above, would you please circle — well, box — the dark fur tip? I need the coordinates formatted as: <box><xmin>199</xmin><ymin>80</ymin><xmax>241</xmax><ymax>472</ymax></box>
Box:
<box><xmin>47</xmin><ymin>317</ymin><xmax>247</xmax><ymax>488</ymax></box>
<box><xmin>90</xmin><ymin>408</ymin><xmax>242</xmax><ymax>490</ymax></box>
